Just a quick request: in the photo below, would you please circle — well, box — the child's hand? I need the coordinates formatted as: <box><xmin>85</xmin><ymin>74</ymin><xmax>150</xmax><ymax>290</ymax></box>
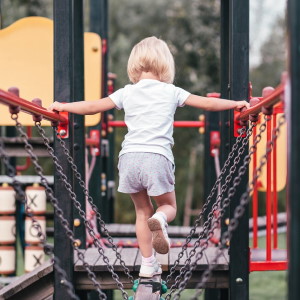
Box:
<box><xmin>234</xmin><ymin>100</ymin><xmax>250</xmax><ymax>112</ymax></box>
<box><xmin>48</xmin><ymin>101</ymin><xmax>64</xmax><ymax>112</ymax></box>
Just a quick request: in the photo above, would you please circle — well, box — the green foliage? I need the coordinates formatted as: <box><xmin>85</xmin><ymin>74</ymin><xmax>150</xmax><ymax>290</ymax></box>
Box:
<box><xmin>250</xmin><ymin>16</ymin><xmax>286</xmax><ymax>96</ymax></box>
<box><xmin>0</xmin><ymin>0</ymin><xmax>52</xmax><ymax>28</ymax></box>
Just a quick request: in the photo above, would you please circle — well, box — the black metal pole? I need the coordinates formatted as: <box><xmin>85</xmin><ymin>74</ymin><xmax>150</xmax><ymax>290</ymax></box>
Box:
<box><xmin>73</xmin><ymin>0</ymin><xmax>86</xmax><ymax>250</ymax></box>
<box><xmin>204</xmin><ymin>111</ymin><xmax>221</xmax><ymax>300</ymax></box>
<box><xmin>89</xmin><ymin>0</ymin><xmax>114</xmax><ymax>224</ymax></box>
<box><xmin>53</xmin><ymin>1</ymin><xmax>75</xmax><ymax>298</ymax></box>
<box><xmin>228</xmin><ymin>0</ymin><xmax>249</xmax><ymax>299</ymax></box>
<box><xmin>214</xmin><ymin>1</ymin><xmax>230</xmax><ymax>299</ymax></box>
<box><xmin>89</xmin><ymin>1</ymin><xmax>114</xmax><ymax>299</ymax></box>
<box><xmin>288</xmin><ymin>0</ymin><xmax>300</xmax><ymax>299</ymax></box>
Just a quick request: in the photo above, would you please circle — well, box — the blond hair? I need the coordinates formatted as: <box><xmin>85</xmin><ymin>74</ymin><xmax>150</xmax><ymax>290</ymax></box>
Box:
<box><xmin>127</xmin><ymin>36</ymin><xmax>175</xmax><ymax>84</ymax></box>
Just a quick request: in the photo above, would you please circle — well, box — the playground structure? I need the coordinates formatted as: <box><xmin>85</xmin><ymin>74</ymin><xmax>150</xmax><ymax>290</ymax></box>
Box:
<box><xmin>0</xmin><ymin>1</ymin><xmax>299</xmax><ymax>300</ymax></box>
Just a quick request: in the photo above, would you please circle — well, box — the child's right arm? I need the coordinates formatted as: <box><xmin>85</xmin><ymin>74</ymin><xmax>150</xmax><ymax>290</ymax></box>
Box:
<box><xmin>184</xmin><ymin>94</ymin><xmax>249</xmax><ymax>112</ymax></box>
<box><xmin>48</xmin><ymin>97</ymin><xmax>116</xmax><ymax>115</ymax></box>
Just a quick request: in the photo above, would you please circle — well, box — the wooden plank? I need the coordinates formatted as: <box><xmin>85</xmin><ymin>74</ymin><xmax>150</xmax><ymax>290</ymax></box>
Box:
<box><xmin>74</xmin><ymin>248</ymin><xmax>102</xmax><ymax>271</ymax></box>
<box><xmin>0</xmin><ymin>260</ymin><xmax>53</xmax><ymax>299</ymax></box>
<box><xmin>251</xmin><ymin>249</ymin><xmax>287</xmax><ymax>261</ymax></box>
<box><xmin>134</xmin><ymin>275</ymin><xmax>161</xmax><ymax>300</ymax></box>
<box><xmin>93</xmin><ymin>248</ymin><xmax>119</xmax><ymax>272</ymax></box>
<box><xmin>204</xmin><ymin>247</ymin><xmax>229</xmax><ymax>271</ymax></box>
<box><xmin>75</xmin><ymin>272</ymin><xmax>138</xmax><ymax>290</ymax></box>
<box><xmin>169</xmin><ymin>247</ymin><xmax>188</xmax><ymax>270</ymax></box>
<box><xmin>188</xmin><ymin>246</ymin><xmax>208</xmax><ymax>271</ymax></box>
<box><xmin>114</xmin><ymin>248</ymin><xmax>139</xmax><ymax>272</ymax></box>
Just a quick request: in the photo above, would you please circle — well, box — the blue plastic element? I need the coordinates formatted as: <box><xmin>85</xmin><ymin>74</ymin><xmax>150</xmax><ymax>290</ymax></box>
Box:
<box><xmin>132</xmin><ymin>283</ymin><xmax>139</xmax><ymax>292</ymax></box>
<box><xmin>161</xmin><ymin>283</ymin><xmax>168</xmax><ymax>294</ymax></box>
<box><xmin>128</xmin><ymin>296</ymin><xmax>134</xmax><ymax>300</ymax></box>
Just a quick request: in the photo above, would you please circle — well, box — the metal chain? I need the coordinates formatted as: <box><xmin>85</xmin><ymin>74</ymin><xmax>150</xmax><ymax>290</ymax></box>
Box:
<box><xmin>35</xmin><ymin>123</ymin><xmax>129</xmax><ymax>299</ymax></box>
<box><xmin>169</xmin><ymin>118</ymin><xmax>268</xmax><ymax>300</ymax></box>
<box><xmin>47</xmin><ymin>125</ymin><xmax>133</xmax><ymax>283</ymax></box>
<box><xmin>10</xmin><ymin>114</ymin><xmax>108</xmax><ymax>300</ymax></box>
<box><xmin>165</xmin><ymin>125</ymin><xmax>254</xmax><ymax>298</ymax></box>
<box><xmin>191</xmin><ymin>114</ymin><xmax>286</xmax><ymax>299</ymax></box>
<box><xmin>165</xmin><ymin>126</ymin><xmax>248</xmax><ymax>286</ymax></box>
<box><xmin>0</xmin><ymin>140</ymin><xmax>80</xmax><ymax>300</ymax></box>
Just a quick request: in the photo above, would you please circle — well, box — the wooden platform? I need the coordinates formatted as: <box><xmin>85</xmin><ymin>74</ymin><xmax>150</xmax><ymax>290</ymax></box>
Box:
<box><xmin>0</xmin><ymin>246</ymin><xmax>288</xmax><ymax>299</ymax></box>
<box><xmin>74</xmin><ymin>247</ymin><xmax>229</xmax><ymax>290</ymax></box>
<box><xmin>0</xmin><ymin>247</ymin><xmax>229</xmax><ymax>300</ymax></box>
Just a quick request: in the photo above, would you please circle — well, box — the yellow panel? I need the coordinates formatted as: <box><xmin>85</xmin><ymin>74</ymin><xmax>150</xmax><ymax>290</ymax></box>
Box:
<box><xmin>0</xmin><ymin>17</ymin><xmax>101</xmax><ymax>126</ymax></box>
<box><xmin>249</xmin><ymin>114</ymin><xmax>287</xmax><ymax>192</ymax></box>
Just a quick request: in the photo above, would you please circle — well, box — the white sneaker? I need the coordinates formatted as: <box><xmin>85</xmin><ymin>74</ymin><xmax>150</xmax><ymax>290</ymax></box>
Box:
<box><xmin>147</xmin><ymin>214</ymin><xmax>170</xmax><ymax>254</ymax></box>
<box><xmin>139</xmin><ymin>260</ymin><xmax>162</xmax><ymax>278</ymax></box>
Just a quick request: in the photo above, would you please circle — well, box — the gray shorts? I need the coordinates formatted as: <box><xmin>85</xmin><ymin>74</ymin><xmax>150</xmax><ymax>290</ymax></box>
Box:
<box><xmin>117</xmin><ymin>152</ymin><xmax>175</xmax><ymax>197</ymax></box>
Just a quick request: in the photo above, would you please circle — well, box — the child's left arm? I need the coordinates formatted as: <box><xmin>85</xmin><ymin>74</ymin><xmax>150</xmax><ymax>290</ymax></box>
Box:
<box><xmin>48</xmin><ymin>97</ymin><xmax>116</xmax><ymax>115</ymax></box>
<box><xmin>184</xmin><ymin>94</ymin><xmax>249</xmax><ymax>112</ymax></box>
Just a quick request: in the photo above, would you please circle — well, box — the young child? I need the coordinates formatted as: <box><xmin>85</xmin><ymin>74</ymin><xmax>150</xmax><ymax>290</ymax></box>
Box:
<box><xmin>48</xmin><ymin>36</ymin><xmax>249</xmax><ymax>278</ymax></box>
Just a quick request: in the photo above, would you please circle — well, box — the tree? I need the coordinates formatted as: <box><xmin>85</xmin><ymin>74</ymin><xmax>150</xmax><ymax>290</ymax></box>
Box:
<box><xmin>250</xmin><ymin>16</ymin><xmax>286</xmax><ymax>96</ymax></box>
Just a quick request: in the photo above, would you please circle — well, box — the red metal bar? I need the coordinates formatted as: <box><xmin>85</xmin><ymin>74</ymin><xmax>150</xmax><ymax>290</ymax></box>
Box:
<box><xmin>273</xmin><ymin>114</ymin><xmax>278</xmax><ymax>249</ymax></box>
<box><xmin>250</xmin><ymin>261</ymin><xmax>288</xmax><ymax>272</ymax></box>
<box><xmin>108</xmin><ymin>120</ymin><xmax>205</xmax><ymax>128</ymax></box>
<box><xmin>266</xmin><ymin>115</ymin><xmax>272</xmax><ymax>261</ymax></box>
<box><xmin>0</xmin><ymin>89</ymin><xmax>68</xmax><ymax>124</ymax></box>
<box><xmin>252</xmin><ymin>124</ymin><xmax>258</xmax><ymax>249</ymax></box>
<box><xmin>237</xmin><ymin>83</ymin><xmax>284</xmax><ymax>121</ymax></box>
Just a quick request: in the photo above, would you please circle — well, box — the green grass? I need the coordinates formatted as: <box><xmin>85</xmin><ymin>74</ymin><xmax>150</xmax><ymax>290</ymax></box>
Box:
<box><xmin>249</xmin><ymin>233</ymin><xmax>287</xmax><ymax>300</ymax></box>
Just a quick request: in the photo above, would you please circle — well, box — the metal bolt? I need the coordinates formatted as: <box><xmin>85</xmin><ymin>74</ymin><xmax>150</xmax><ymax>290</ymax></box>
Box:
<box><xmin>74</xmin><ymin>218</ymin><xmax>81</xmax><ymax>227</ymax></box>
<box><xmin>225</xmin><ymin>218</ymin><xmax>230</xmax><ymax>225</ymax></box>
<box><xmin>74</xmin><ymin>239</ymin><xmax>81</xmax><ymax>247</ymax></box>
<box><xmin>236</xmin><ymin>278</ymin><xmax>243</xmax><ymax>283</ymax></box>
<box><xmin>59</xmin><ymin>129</ymin><xmax>66</xmax><ymax>136</ymax></box>
<box><xmin>60</xmin><ymin>279</ymin><xmax>65</xmax><ymax>285</ymax></box>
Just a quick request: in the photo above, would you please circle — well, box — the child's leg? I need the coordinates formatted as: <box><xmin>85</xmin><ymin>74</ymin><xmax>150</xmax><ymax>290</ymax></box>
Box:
<box><xmin>147</xmin><ymin>191</ymin><xmax>177</xmax><ymax>254</ymax></box>
<box><xmin>130</xmin><ymin>190</ymin><xmax>154</xmax><ymax>258</ymax></box>
<box><xmin>153</xmin><ymin>190</ymin><xmax>177</xmax><ymax>222</ymax></box>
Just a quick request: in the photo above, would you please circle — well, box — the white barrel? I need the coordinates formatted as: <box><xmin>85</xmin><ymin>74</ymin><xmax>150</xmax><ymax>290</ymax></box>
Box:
<box><xmin>25</xmin><ymin>216</ymin><xmax>46</xmax><ymax>244</ymax></box>
<box><xmin>24</xmin><ymin>245</ymin><xmax>45</xmax><ymax>272</ymax></box>
<box><xmin>0</xmin><ymin>246</ymin><xmax>15</xmax><ymax>274</ymax></box>
<box><xmin>25</xmin><ymin>183</ymin><xmax>46</xmax><ymax>214</ymax></box>
<box><xmin>0</xmin><ymin>216</ymin><xmax>16</xmax><ymax>244</ymax></box>
<box><xmin>0</xmin><ymin>183</ymin><xmax>16</xmax><ymax>214</ymax></box>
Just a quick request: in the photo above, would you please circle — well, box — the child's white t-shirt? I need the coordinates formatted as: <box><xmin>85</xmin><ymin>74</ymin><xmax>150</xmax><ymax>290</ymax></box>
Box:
<box><xmin>109</xmin><ymin>79</ymin><xmax>190</xmax><ymax>164</ymax></box>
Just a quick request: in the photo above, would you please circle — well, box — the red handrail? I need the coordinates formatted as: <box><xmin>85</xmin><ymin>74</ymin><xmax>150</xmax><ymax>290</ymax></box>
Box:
<box><xmin>0</xmin><ymin>89</ymin><xmax>68</xmax><ymax>124</ymax></box>
<box><xmin>238</xmin><ymin>83</ymin><xmax>284</xmax><ymax>121</ymax></box>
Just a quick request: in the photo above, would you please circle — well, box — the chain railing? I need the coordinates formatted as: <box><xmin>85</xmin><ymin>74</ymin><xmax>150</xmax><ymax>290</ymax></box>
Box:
<box><xmin>47</xmin><ymin>124</ymin><xmax>133</xmax><ymax>283</ymax></box>
<box><xmin>9</xmin><ymin>113</ymin><xmax>109</xmax><ymax>300</ymax></box>
<box><xmin>190</xmin><ymin>114</ymin><xmax>286</xmax><ymax>300</ymax></box>
<box><xmin>32</xmin><ymin>122</ymin><xmax>129</xmax><ymax>299</ymax></box>
<box><xmin>169</xmin><ymin>116</ymin><xmax>270</xmax><ymax>299</ymax></box>
<box><xmin>0</xmin><ymin>140</ymin><xmax>80</xmax><ymax>300</ymax></box>
<box><xmin>165</xmin><ymin>124</ymin><xmax>256</xmax><ymax>298</ymax></box>
<box><xmin>165</xmin><ymin>127</ymin><xmax>247</xmax><ymax>288</ymax></box>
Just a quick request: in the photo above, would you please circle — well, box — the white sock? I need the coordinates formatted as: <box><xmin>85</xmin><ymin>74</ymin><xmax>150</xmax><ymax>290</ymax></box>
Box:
<box><xmin>154</xmin><ymin>211</ymin><xmax>167</xmax><ymax>223</ymax></box>
<box><xmin>141</xmin><ymin>254</ymin><xmax>156</xmax><ymax>266</ymax></box>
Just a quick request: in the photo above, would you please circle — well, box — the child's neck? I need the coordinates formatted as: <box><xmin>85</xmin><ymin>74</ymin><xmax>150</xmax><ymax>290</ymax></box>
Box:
<box><xmin>138</xmin><ymin>72</ymin><xmax>159</xmax><ymax>81</ymax></box>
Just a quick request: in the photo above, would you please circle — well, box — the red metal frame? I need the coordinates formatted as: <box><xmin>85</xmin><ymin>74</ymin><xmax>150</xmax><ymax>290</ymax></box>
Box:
<box><xmin>0</xmin><ymin>89</ymin><xmax>68</xmax><ymax>125</ymax></box>
<box><xmin>237</xmin><ymin>83</ymin><xmax>284</xmax><ymax>121</ymax></box>
<box><xmin>248</xmin><ymin>82</ymin><xmax>287</xmax><ymax>272</ymax></box>
<box><xmin>250</xmin><ymin>261</ymin><xmax>288</xmax><ymax>272</ymax></box>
